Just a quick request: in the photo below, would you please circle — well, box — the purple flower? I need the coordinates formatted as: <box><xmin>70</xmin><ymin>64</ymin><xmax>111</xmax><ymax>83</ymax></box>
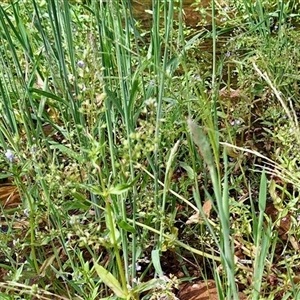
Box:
<box><xmin>149</xmin><ymin>80</ymin><xmax>155</xmax><ymax>86</ymax></box>
<box><xmin>225</xmin><ymin>51</ymin><xmax>231</xmax><ymax>58</ymax></box>
<box><xmin>5</xmin><ymin>149</ymin><xmax>14</xmax><ymax>163</ymax></box>
<box><xmin>77</xmin><ymin>60</ymin><xmax>85</xmax><ymax>68</ymax></box>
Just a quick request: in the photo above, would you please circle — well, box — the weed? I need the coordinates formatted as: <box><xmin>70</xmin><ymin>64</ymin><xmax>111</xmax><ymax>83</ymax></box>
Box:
<box><xmin>0</xmin><ymin>0</ymin><xmax>300</xmax><ymax>299</ymax></box>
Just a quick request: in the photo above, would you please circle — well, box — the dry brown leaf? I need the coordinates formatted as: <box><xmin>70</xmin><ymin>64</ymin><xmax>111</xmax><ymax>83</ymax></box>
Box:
<box><xmin>186</xmin><ymin>200</ymin><xmax>212</xmax><ymax>225</ymax></box>
<box><xmin>265</xmin><ymin>203</ymin><xmax>298</xmax><ymax>249</ymax></box>
<box><xmin>202</xmin><ymin>199</ymin><xmax>212</xmax><ymax>218</ymax></box>
<box><xmin>178</xmin><ymin>279</ymin><xmax>247</xmax><ymax>300</ymax></box>
<box><xmin>178</xmin><ymin>280</ymin><xmax>218</xmax><ymax>300</ymax></box>
<box><xmin>218</xmin><ymin>87</ymin><xmax>248</xmax><ymax>102</ymax></box>
<box><xmin>186</xmin><ymin>211</ymin><xmax>200</xmax><ymax>225</ymax></box>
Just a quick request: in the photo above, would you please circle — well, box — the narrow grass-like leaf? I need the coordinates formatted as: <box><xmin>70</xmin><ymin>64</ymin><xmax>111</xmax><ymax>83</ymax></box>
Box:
<box><xmin>29</xmin><ymin>88</ymin><xmax>68</xmax><ymax>105</ymax></box>
<box><xmin>252</xmin><ymin>226</ymin><xmax>271</xmax><ymax>300</ymax></box>
<box><xmin>131</xmin><ymin>278</ymin><xmax>169</xmax><ymax>295</ymax></box>
<box><xmin>49</xmin><ymin>144</ymin><xmax>85</xmax><ymax>163</ymax></box>
<box><xmin>151</xmin><ymin>249</ymin><xmax>163</xmax><ymax>277</ymax></box>
<box><xmin>256</xmin><ymin>170</ymin><xmax>267</xmax><ymax>245</ymax></box>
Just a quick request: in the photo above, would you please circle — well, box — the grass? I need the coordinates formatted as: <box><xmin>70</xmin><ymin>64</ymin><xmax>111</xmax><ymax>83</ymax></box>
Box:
<box><xmin>0</xmin><ymin>0</ymin><xmax>300</xmax><ymax>299</ymax></box>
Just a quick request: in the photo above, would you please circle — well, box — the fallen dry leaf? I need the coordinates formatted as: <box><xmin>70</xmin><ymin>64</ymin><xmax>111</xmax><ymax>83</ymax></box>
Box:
<box><xmin>178</xmin><ymin>279</ymin><xmax>247</xmax><ymax>300</ymax></box>
<box><xmin>178</xmin><ymin>280</ymin><xmax>218</xmax><ymax>300</ymax></box>
<box><xmin>186</xmin><ymin>200</ymin><xmax>212</xmax><ymax>225</ymax></box>
<box><xmin>186</xmin><ymin>211</ymin><xmax>200</xmax><ymax>225</ymax></box>
<box><xmin>202</xmin><ymin>199</ymin><xmax>212</xmax><ymax>218</ymax></box>
<box><xmin>264</xmin><ymin>203</ymin><xmax>300</xmax><ymax>251</ymax></box>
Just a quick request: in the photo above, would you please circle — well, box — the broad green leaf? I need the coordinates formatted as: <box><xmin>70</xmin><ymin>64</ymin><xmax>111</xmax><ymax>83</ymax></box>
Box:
<box><xmin>108</xmin><ymin>184</ymin><xmax>131</xmax><ymax>195</ymax></box>
<box><xmin>0</xmin><ymin>173</ymin><xmax>12</xmax><ymax>180</ymax></box>
<box><xmin>117</xmin><ymin>220</ymin><xmax>137</xmax><ymax>234</ymax></box>
<box><xmin>108</xmin><ymin>175</ymin><xmax>140</xmax><ymax>195</ymax></box>
<box><xmin>179</xmin><ymin>162</ymin><xmax>196</xmax><ymax>180</ymax></box>
<box><xmin>187</xmin><ymin>118</ymin><xmax>214</xmax><ymax>167</ymax></box>
<box><xmin>93</xmin><ymin>262</ymin><xmax>127</xmax><ymax>299</ymax></box>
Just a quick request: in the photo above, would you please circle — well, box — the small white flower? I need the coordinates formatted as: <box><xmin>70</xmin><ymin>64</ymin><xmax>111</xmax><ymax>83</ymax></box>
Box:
<box><xmin>193</xmin><ymin>74</ymin><xmax>201</xmax><ymax>81</ymax></box>
<box><xmin>149</xmin><ymin>79</ymin><xmax>155</xmax><ymax>86</ymax></box>
<box><xmin>5</xmin><ymin>149</ymin><xmax>14</xmax><ymax>163</ymax></box>
<box><xmin>69</xmin><ymin>215</ymin><xmax>78</xmax><ymax>225</ymax></box>
<box><xmin>225</xmin><ymin>51</ymin><xmax>231</xmax><ymax>58</ymax></box>
<box><xmin>77</xmin><ymin>60</ymin><xmax>85</xmax><ymax>68</ymax></box>
<box><xmin>135</xmin><ymin>263</ymin><xmax>142</xmax><ymax>271</ymax></box>
<box><xmin>230</xmin><ymin>119</ymin><xmax>241</xmax><ymax>126</ymax></box>
<box><xmin>24</xmin><ymin>208</ymin><xmax>30</xmax><ymax>217</ymax></box>
<box><xmin>13</xmin><ymin>238</ymin><xmax>20</xmax><ymax>247</ymax></box>
<box><xmin>145</xmin><ymin>97</ymin><xmax>156</xmax><ymax>106</ymax></box>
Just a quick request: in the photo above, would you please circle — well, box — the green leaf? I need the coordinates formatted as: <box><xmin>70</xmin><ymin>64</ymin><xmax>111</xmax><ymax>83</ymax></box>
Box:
<box><xmin>62</xmin><ymin>200</ymin><xmax>90</xmax><ymax>211</ymax></box>
<box><xmin>151</xmin><ymin>250</ymin><xmax>163</xmax><ymax>276</ymax></box>
<box><xmin>131</xmin><ymin>278</ymin><xmax>167</xmax><ymax>294</ymax></box>
<box><xmin>0</xmin><ymin>173</ymin><xmax>12</xmax><ymax>180</ymax></box>
<box><xmin>49</xmin><ymin>144</ymin><xmax>84</xmax><ymax>163</ymax></box>
<box><xmin>187</xmin><ymin>118</ymin><xmax>214</xmax><ymax>167</ymax></box>
<box><xmin>179</xmin><ymin>162</ymin><xmax>196</xmax><ymax>180</ymax></box>
<box><xmin>108</xmin><ymin>184</ymin><xmax>131</xmax><ymax>195</ymax></box>
<box><xmin>29</xmin><ymin>88</ymin><xmax>68</xmax><ymax>105</ymax></box>
<box><xmin>259</xmin><ymin>170</ymin><xmax>267</xmax><ymax>212</ymax></box>
<box><xmin>0</xmin><ymin>293</ymin><xmax>11</xmax><ymax>300</ymax></box>
<box><xmin>117</xmin><ymin>220</ymin><xmax>137</xmax><ymax>234</ymax></box>
<box><xmin>105</xmin><ymin>212</ymin><xmax>120</xmax><ymax>245</ymax></box>
<box><xmin>94</xmin><ymin>262</ymin><xmax>127</xmax><ymax>299</ymax></box>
